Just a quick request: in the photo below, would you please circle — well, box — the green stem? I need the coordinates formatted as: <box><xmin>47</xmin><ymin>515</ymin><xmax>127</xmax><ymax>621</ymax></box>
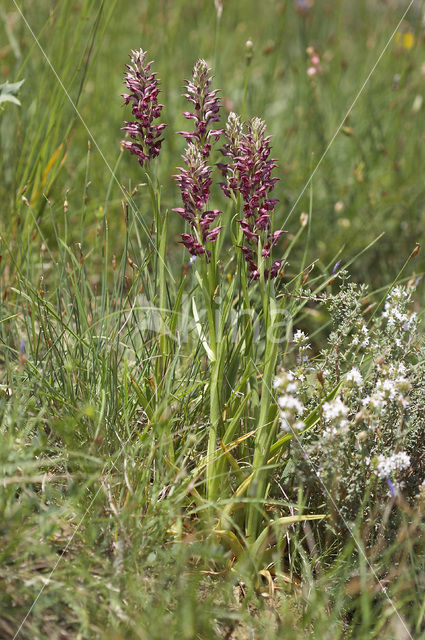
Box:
<box><xmin>246</xmin><ymin>277</ymin><xmax>279</xmax><ymax>541</ymax></box>
<box><xmin>240</xmin><ymin>248</ymin><xmax>258</xmax><ymax>401</ymax></box>
<box><xmin>146</xmin><ymin>169</ymin><xmax>173</xmax><ymax>463</ymax></box>
<box><xmin>198</xmin><ymin>256</ymin><xmax>223</xmax><ymax>507</ymax></box>
<box><xmin>207</xmin><ymin>355</ymin><xmax>222</xmax><ymax>504</ymax></box>
<box><xmin>146</xmin><ymin>170</ymin><xmax>169</xmax><ymax>387</ymax></box>
<box><xmin>235</xmin><ymin>195</ymin><xmax>257</xmax><ymax>398</ymax></box>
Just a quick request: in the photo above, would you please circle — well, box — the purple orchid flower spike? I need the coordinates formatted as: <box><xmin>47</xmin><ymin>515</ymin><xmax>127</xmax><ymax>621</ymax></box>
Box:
<box><xmin>121</xmin><ymin>49</ymin><xmax>166</xmax><ymax>166</ymax></box>
<box><xmin>173</xmin><ymin>60</ymin><xmax>224</xmax><ymax>261</ymax></box>
<box><xmin>178</xmin><ymin>58</ymin><xmax>224</xmax><ymax>159</ymax></box>
<box><xmin>173</xmin><ymin>144</ymin><xmax>222</xmax><ymax>261</ymax></box>
<box><xmin>219</xmin><ymin>113</ymin><xmax>286</xmax><ymax>280</ymax></box>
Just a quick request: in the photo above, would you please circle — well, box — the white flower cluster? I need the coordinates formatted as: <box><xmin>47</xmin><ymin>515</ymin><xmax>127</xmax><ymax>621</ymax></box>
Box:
<box><xmin>362</xmin><ymin>362</ymin><xmax>410</xmax><ymax>411</ymax></box>
<box><xmin>293</xmin><ymin>329</ymin><xmax>309</xmax><ymax>346</ymax></box>
<box><xmin>418</xmin><ymin>479</ymin><xmax>425</xmax><ymax>499</ymax></box>
<box><xmin>321</xmin><ymin>397</ymin><xmax>349</xmax><ymax>440</ymax></box>
<box><xmin>372</xmin><ymin>451</ymin><xmax>411</xmax><ymax>479</ymax></box>
<box><xmin>351</xmin><ymin>322</ymin><xmax>370</xmax><ymax>349</ymax></box>
<box><xmin>293</xmin><ymin>329</ymin><xmax>311</xmax><ymax>365</ymax></box>
<box><xmin>323</xmin><ymin>397</ymin><xmax>348</xmax><ymax>423</ymax></box>
<box><xmin>346</xmin><ymin>367</ymin><xmax>363</xmax><ymax>387</ymax></box>
<box><xmin>274</xmin><ymin>370</ymin><xmax>305</xmax><ymax>433</ymax></box>
<box><xmin>382</xmin><ymin>286</ymin><xmax>417</xmax><ymax>334</ymax></box>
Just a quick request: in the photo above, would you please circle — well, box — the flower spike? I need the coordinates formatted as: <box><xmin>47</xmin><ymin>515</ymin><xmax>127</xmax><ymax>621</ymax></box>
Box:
<box><xmin>178</xmin><ymin>58</ymin><xmax>224</xmax><ymax>159</ymax></box>
<box><xmin>121</xmin><ymin>49</ymin><xmax>166</xmax><ymax>166</ymax></box>
<box><xmin>174</xmin><ymin>60</ymin><xmax>224</xmax><ymax>260</ymax></box>
<box><xmin>219</xmin><ymin>114</ymin><xmax>286</xmax><ymax>280</ymax></box>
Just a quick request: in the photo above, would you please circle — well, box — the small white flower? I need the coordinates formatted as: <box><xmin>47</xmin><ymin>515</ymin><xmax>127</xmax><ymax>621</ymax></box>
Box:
<box><xmin>280</xmin><ymin>416</ymin><xmax>305</xmax><ymax>433</ymax></box>
<box><xmin>346</xmin><ymin>367</ymin><xmax>363</xmax><ymax>386</ymax></box>
<box><xmin>398</xmin><ymin>362</ymin><xmax>407</xmax><ymax>375</ymax></box>
<box><xmin>323</xmin><ymin>397</ymin><xmax>348</xmax><ymax>422</ymax></box>
<box><xmin>293</xmin><ymin>329</ymin><xmax>307</xmax><ymax>344</ymax></box>
<box><xmin>373</xmin><ymin>451</ymin><xmax>411</xmax><ymax>479</ymax></box>
<box><xmin>293</xmin><ymin>330</ymin><xmax>311</xmax><ymax>356</ymax></box>
<box><xmin>276</xmin><ymin>369</ymin><xmax>305</xmax><ymax>433</ymax></box>
<box><xmin>273</xmin><ymin>376</ymin><xmax>284</xmax><ymax>389</ymax></box>
<box><xmin>322</xmin><ymin>425</ymin><xmax>340</xmax><ymax>440</ymax></box>
<box><xmin>278</xmin><ymin>395</ymin><xmax>304</xmax><ymax>414</ymax></box>
<box><xmin>382</xmin><ymin>286</ymin><xmax>416</xmax><ymax>334</ymax></box>
<box><xmin>286</xmin><ymin>382</ymin><xmax>298</xmax><ymax>394</ymax></box>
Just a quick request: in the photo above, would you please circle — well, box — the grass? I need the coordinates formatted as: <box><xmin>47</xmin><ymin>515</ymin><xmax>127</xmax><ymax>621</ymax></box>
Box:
<box><xmin>1</xmin><ymin>1</ymin><xmax>425</xmax><ymax>638</ymax></box>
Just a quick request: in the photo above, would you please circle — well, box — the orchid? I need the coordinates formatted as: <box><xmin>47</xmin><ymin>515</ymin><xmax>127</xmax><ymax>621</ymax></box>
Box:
<box><xmin>219</xmin><ymin>114</ymin><xmax>285</xmax><ymax>279</ymax></box>
<box><xmin>121</xmin><ymin>49</ymin><xmax>166</xmax><ymax>166</ymax></box>
<box><xmin>173</xmin><ymin>59</ymin><xmax>223</xmax><ymax>260</ymax></box>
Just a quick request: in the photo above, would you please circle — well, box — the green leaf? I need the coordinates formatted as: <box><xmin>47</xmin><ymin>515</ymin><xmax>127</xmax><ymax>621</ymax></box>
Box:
<box><xmin>192</xmin><ymin>297</ymin><xmax>215</xmax><ymax>362</ymax></box>
<box><xmin>235</xmin><ymin>514</ymin><xmax>326</xmax><ymax>572</ymax></box>
<box><xmin>214</xmin><ymin>529</ymin><xmax>245</xmax><ymax>558</ymax></box>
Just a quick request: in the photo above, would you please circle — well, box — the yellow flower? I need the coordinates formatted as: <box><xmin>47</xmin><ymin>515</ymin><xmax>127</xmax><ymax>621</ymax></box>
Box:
<box><xmin>395</xmin><ymin>30</ymin><xmax>415</xmax><ymax>51</ymax></box>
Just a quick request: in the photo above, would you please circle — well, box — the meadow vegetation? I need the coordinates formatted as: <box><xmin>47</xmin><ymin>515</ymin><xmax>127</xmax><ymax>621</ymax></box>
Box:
<box><xmin>1</xmin><ymin>1</ymin><xmax>425</xmax><ymax>638</ymax></box>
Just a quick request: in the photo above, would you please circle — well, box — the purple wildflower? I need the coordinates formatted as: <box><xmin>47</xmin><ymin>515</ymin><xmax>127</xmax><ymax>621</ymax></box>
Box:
<box><xmin>219</xmin><ymin>114</ymin><xmax>286</xmax><ymax>280</ymax></box>
<box><xmin>178</xmin><ymin>58</ymin><xmax>223</xmax><ymax>159</ymax></box>
<box><xmin>332</xmin><ymin>260</ymin><xmax>342</xmax><ymax>275</ymax></box>
<box><xmin>386</xmin><ymin>477</ymin><xmax>397</xmax><ymax>499</ymax></box>
<box><xmin>121</xmin><ymin>49</ymin><xmax>166</xmax><ymax>166</ymax></box>
<box><xmin>174</xmin><ymin>60</ymin><xmax>223</xmax><ymax>260</ymax></box>
<box><xmin>173</xmin><ymin>144</ymin><xmax>222</xmax><ymax>261</ymax></box>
